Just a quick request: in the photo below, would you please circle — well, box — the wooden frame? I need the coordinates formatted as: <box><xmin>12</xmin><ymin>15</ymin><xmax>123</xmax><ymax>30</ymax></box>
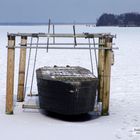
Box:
<box><xmin>5</xmin><ymin>33</ymin><xmax>114</xmax><ymax>115</ymax></box>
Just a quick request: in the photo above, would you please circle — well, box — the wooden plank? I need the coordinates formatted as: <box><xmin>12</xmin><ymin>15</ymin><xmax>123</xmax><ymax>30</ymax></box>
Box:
<box><xmin>98</xmin><ymin>37</ymin><xmax>105</xmax><ymax>102</ymax></box>
<box><xmin>17</xmin><ymin>36</ymin><xmax>27</xmax><ymax>102</ymax></box>
<box><xmin>8</xmin><ymin>33</ymin><xmax>115</xmax><ymax>38</ymax></box>
<box><xmin>6</xmin><ymin>35</ymin><xmax>15</xmax><ymax>114</ymax></box>
<box><xmin>22</xmin><ymin>104</ymin><xmax>40</xmax><ymax>109</ymax></box>
<box><xmin>102</xmin><ymin>37</ymin><xmax>113</xmax><ymax>115</ymax></box>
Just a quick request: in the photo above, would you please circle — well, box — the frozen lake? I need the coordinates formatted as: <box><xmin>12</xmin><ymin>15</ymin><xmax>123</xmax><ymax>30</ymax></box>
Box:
<box><xmin>0</xmin><ymin>25</ymin><xmax>140</xmax><ymax>140</ymax></box>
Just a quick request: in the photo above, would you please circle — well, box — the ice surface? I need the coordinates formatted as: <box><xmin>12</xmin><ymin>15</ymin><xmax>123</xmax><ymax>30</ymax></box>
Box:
<box><xmin>0</xmin><ymin>25</ymin><xmax>140</xmax><ymax>140</ymax></box>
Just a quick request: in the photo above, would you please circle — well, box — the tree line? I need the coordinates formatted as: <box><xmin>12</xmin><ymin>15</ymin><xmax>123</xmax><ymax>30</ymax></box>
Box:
<box><xmin>96</xmin><ymin>12</ymin><xmax>140</xmax><ymax>26</ymax></box>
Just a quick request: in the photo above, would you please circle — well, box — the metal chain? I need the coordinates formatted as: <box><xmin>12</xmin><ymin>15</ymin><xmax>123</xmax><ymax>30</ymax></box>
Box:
<box><xmin>88</xmin><ymin>38</ymin><xmax>94</xmax><ymax>75</ymax></box>
<box><xmin>30</xmin><ymin>37</ymin><xmax>39</xmax><ymax>96</ymax></box>
<box><xmin>53</xmin><ymin>24</ymin><xmax>55</xmax><ymax>44</ymax></box>
<box><xmin>93</xmin><ymin>37</ymin><xmax>98</xmax><ymax>75</ymax></box>
<box><xmin>24</xmin><ymin>37</ymin><xmax>33</xmax><ymax>97</ymax></box>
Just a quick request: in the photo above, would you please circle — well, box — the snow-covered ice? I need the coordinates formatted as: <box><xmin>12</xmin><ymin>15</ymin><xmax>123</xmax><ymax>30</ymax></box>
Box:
<box><xmin>0</xmin><ymin>25</ymin><xmax>140</xmax><ymax>140</ymax></box>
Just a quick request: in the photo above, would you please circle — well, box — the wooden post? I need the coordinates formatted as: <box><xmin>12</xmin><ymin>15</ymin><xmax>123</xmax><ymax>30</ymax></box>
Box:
<box><xmin>102</xmin><ymin>37</ymin><xmax>113</xmax><ymax>115</ymax></box>
<box><xmin>98</xmin><ymin>37</ymin><xmax>105</xmax><ymax>102</ymax></box>
<box><xmin>17</xmin><ymin>36</ymin><xmax>27</xmax><ymax>102</ymax></box>
<box><xmin>6</xmin><ymin>35</ymin><xmax>15</xmax><ymax>114</ymax></box>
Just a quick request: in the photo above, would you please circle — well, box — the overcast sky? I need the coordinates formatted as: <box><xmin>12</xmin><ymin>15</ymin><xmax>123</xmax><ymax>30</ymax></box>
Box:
<box><xmin>0</xmin><ymin>0</ymin><xmax>140</xmax><ymax>23</ymax></box>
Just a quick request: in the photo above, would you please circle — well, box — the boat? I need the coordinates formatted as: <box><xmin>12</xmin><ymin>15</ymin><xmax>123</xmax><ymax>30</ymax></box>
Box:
<box><xmin>36</xmin><ymin>66</ymin><xmax>98</xmax><ymax>115</ymax></box>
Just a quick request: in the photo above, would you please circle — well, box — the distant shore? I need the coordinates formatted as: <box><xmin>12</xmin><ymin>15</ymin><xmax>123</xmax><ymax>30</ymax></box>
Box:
<box><xmin>96</xmin><ymin>12</ymin><xmax>140</xmax><ymax>27</ymax></box>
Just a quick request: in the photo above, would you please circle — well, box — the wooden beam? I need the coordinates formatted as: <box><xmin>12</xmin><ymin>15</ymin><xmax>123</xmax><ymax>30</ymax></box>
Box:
<box><xmin>98</xmin><ymin>37</ymin><xmax>105</xmax><ymax>102</ymax></box>
<box><xmin>6</xmin><ymin>35</ymin><xmax>15</xmax><ymax>114</ymax></box>
<box><xmin>102</xmin><ymin>37</ymin><xmax>113</xmax><ymax>115</ymax></box>
<box><xmin>17</xmin><ymin>36</ymin><xmax>27</xmax><ymax>102</ymax></box>
<box><xmin>22</xmin><ymin>104</ymin><xmax>40</xmax><ymax>109</ymax></box>
<box><xmin>8</xmin><ymin>33</ymin><xmax>115</xmax><ymax>38</ymax></box>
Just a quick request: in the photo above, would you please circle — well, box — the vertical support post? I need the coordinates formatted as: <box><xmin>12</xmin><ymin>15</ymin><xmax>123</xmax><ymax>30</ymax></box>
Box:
<box><xmin>17</xmin><ymin>36</ymin><xmax>27</xmax><ymax>102</ymax></box>
<box><xmin>98</xmin><ymin>37</ymin><xmax>105</xmax><ymax>102</ymax></box>
<box><xmin>6</xmin><ymin>35</ymin><xmax>15</xmax><ymax>114</ymax></box>
<box><xmin>102</xmin><ymin>37</ymin><xmax>113</xmax><ymax>115</ymax></box>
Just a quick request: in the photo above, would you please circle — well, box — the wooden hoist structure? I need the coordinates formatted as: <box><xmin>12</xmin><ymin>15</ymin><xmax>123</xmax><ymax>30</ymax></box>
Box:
<box><xmin>5</xmin><ymin>24</ymin><xmax>117</xmax><ymax>116</ymax></box>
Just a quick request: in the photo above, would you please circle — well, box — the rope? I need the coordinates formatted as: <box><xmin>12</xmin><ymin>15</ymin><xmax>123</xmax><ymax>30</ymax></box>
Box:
<box><xmin>30</xmin><ymin>37</ymin><xmax>39</xmax><ymax>96</ymax></box>
<box><xmin>93</xmin><ymin>37</ymin><xmax>98</xmax><ymax>75</ymax></box>
<box><xmin>88</xmin><ymin>38</ymin><xmax>94</xmax><ymax>75</ymax></box>
<box><xmin>24</xmin><ymin>37</ymin><xmax>33</xmax><ymax>97</ymax></box>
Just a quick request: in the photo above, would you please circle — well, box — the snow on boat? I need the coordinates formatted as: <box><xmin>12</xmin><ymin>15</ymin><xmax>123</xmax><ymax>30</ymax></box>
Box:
<box><xmin>36</xmin><ymin>66</ymin><xmax>98</xmax><ymax>115</ymax></box>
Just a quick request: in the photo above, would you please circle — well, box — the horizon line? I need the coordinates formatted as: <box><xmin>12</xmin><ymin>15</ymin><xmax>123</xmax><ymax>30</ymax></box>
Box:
<box><xmin>0</xmin><ymin>22</ymin><xmax>96</xmax><ymax>26</ymax></box>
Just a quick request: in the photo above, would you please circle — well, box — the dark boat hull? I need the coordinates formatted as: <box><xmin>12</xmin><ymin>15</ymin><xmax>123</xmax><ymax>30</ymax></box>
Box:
<box><xmin>36</xmin><ymin>66</ymin><xmax>98</xmax><ymax>115</ymax></box>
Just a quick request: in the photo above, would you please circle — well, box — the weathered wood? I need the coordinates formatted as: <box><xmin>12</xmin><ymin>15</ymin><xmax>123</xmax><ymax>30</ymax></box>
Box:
<box><xmin>6</xmin><ymin>35</ymin><xmax>15</xmax><ymax>114</ymax></box>
<box><xmin>36</xmin><ymin>66</ymin><xmax>98</xmax><ymax>115</ymax></box>
<box><xmin>22</xmin><ymin>104</ymin><xmax>40</xmax><ymax>109</ymax></box>
<box><xmin>8</xmin><ymin>33</ymin><xmax>115</xmax><ymax>38</ymax></box>
<box><xmin>102</xmin><ymin>37</ymin><xmax>113</xmax><ymax>115</ymax></box>
<box><xmin>98</xmin><ymin>37</ymin><xmax>105</xmax><ymax>102</ymax></box>
<box><xmin>17</xmin><ymin>36</ymin><xmax>27</xmax><ymax>102</ymax></box>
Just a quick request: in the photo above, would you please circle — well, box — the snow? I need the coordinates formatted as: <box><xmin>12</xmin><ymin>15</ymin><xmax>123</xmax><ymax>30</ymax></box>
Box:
<box><xmin>0</xmin><ymin>25</ymin><xmax>140</xmax><ymax>140</ymax></box>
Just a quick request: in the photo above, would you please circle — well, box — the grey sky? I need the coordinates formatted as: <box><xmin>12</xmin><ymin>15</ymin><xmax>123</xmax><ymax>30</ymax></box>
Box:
<box><xmin>0</xmin><ymin>0</ymin><xmax>140</xmax><ymax>23</ymax></box>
